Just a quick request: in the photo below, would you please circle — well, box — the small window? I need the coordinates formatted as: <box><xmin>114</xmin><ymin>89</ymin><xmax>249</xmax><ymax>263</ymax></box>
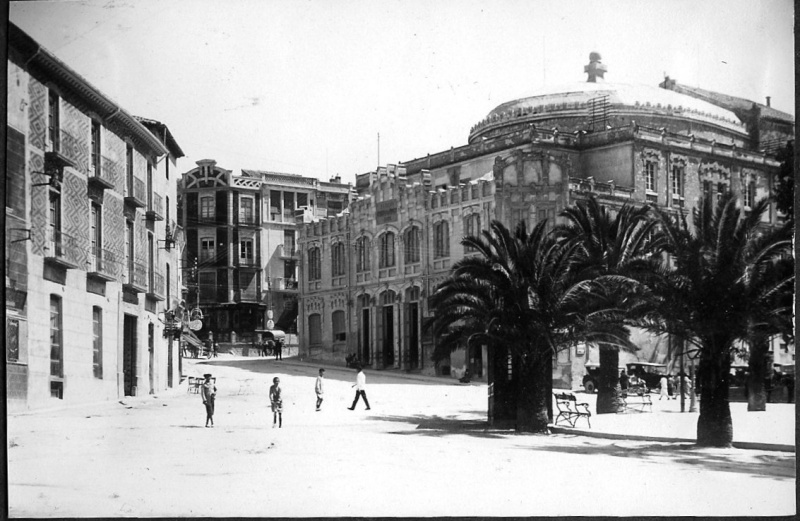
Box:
<box><xmin>91</xmin><ymin>121</ymin><xmax>101</xmax><ymax>173</ymax></box>
<box><xmin>356</xmin><ymin>236</ymin><xmax>371</xmax><ymax>272</ymax></box>
<box><xmin>240</xmin><ymin>238</ymin><xmax>254</xmax><ymax>264</ymax></box>
<box><xmin>200</xmin><ymin>196</ymin><xmax>215</xmax><ymax>220</ymax></box>
<box><xmin>308</xmin><ymin>247</ymin><xmax>321</xmax><ymax>281</ymax></box>
<box><xmin>645</xmin><ymin>161</ymin><xmax>657</xmax><ymax>192</ymax></box>
<box><xmin>404</xmin><ymin>227</ymin><xmax>421</xmax><ymax>264</ymax></box>
<box><xmin>48</xmin><ymin>91</ymin><xmax>60</xmax><ymax>152</ymax></box>
<box><xmin>200</xmin><ymin>238</ymin><xmax>215</xmax><ymax>262</ymax></box>
<box><xmin>332</xmin><ymin>242</ymin><xmax>346</xmax><ymax>276</ymax></box>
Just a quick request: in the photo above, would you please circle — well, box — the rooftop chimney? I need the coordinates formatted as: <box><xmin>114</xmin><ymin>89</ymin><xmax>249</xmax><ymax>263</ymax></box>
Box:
<box><xmin>766</xmin><ymin>96</ymin><xmax>771</xmax><ymax>107</ymax></box>
<box><xmin>584</xmin><ymin>52</ymin><xmax>607</xmax><ymax>83</ymax></box>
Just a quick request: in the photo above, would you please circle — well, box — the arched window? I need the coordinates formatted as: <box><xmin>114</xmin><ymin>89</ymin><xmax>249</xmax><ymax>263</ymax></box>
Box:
<box><xmin>463</xmin><ymin>213</ymin><xmax>480</xmax><ymax>253</ymax></box>
<box><xmin>356</xmin><ymin>236</ymin><xmax>371</xmax><ymax>272</ymax></box>
<box><xmin>332</xmin><ymin>310</ymin><xmax>346</xmax><ymax>342</ymax></box>
<box><xmin>379</xmin><ymin>232</ymin><xmax>395</xmax><ymax>268</ymax></box>
<box><xmin>308</xmin><ymin>313</ymin><xmax>322</xmax><ymax>345</ymax></box>
<box><xmin>404</xmin><ymin>226</ymin><xmax>421</xmax><ymax>264</ymax></box>
<box><xmin>433</xmin><ymin>221</ymin><xmax>449</xmax><ymax>259</ymax></box>
<box><xmin>331</xmin><ymin>242</ymin><xmax>346</xmax><ymax>276</ymax></box>
<box><xmin>308</xmin><ymin>247</ymin><xmax>321</xmax><ymax>281</ymax></box>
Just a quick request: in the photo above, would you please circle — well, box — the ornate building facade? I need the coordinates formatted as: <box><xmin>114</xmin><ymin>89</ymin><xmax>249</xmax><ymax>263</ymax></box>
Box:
<box><xmin>6</xmin><ymin>23</ymin><xmax>185</xmax><ymax>411</ymax></box>
<box><xmin>178</xmin><ymin>163</ymin><xmax>353</xmax><ymax>349</ymax></box>
<box><xmin>296</xmin><ymin>53</ymin><xmax>793</xmax><ymax>391</ymax></box>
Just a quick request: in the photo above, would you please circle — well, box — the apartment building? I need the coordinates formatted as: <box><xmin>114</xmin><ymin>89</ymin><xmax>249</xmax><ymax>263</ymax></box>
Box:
<box><xmin>6</xmin><ymin>23</ymin><xmax>185</xmax><ymax>411</ymax></box>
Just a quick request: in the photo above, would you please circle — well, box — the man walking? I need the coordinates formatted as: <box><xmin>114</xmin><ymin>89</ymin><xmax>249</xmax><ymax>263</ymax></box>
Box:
<box><xmin>348</xmin><ymin>366</ymin><xmax>370</xmax><ymax>411</ymax></box>
<box><xmin>315</xmin><ymin>368</ymin><xmax>325</xmax><ymax>411</ymax></box>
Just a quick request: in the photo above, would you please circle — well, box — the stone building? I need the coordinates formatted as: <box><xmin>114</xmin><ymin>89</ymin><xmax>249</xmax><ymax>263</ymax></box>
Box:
<box><xmin>296</xmin><ymin>53</ymin><xmax>793</xmax><ymax>394</ymax></box>
<box><xmin>178</xmin><ymin>162</ymin><xmax>352</xmax><ymax>350</ymax></box>
<box><xmin>6</xmin><ymin>23</ymin><xmax>185</xmax><ymax>411</ymax></box>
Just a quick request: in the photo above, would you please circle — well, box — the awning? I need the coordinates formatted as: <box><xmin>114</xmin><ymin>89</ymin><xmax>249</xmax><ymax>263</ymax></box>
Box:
<box><xmin>183</xmin><ymin>329</ymin><xmax>204</xmax><ymax>349</ymax></box>
<box><xmin>255</xmin><ymin>330</ymin><xmax>285</xmax><ymax>340</ymax></box>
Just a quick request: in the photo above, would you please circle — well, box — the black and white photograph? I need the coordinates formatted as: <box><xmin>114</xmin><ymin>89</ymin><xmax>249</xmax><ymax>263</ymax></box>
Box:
<box><xmin>5</xmin><ymin>0</ymin><xmax>795</xmax><ymax>517</ymax></box>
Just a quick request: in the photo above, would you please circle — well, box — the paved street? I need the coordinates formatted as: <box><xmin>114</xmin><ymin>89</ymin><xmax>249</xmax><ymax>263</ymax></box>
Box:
<box><xmin>7</xmin><ymin>356</ymin><xmax>796</xmax><ymax>517</ymax></box>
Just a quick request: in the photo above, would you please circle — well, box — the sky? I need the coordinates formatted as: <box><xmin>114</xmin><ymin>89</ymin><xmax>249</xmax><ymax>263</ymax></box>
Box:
<box><xmin>10</xmin><ymin>0</ymin><xmax>795</xmax><ymax>186</ymax></box>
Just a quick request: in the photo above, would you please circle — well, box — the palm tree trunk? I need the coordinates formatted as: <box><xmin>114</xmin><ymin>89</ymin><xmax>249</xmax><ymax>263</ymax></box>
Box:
<box><xmin>515</xmin><ymin>354</ymin><xmax>551</xmax><ymax>433</ymax></box>
<box><xmin>696</xmin><ymin>357</ymin><xmax>733</xmax><ymax>447</ymax></box>
<box><xmin>746</xmin><ymin>334</ymin><xmax>770</xmax><ymax>411</ymax></box>
<box><xmin>596</xmin><ymin>344</ymin><xmax>622</xmax><ymax>414</ymax></box>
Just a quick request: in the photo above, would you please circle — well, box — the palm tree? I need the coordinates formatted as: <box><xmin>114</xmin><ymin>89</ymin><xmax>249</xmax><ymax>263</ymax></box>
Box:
<box><xmin>646</xmin><ymin>193</ymin><xmax>793</xmax><ymax>446</ymax></box>
<box><xmin>428</xmin><ymin>220</ymin><xmax>634</xmax><ymax>433</ymax></box>
<box><xmin>558</xmin><ymin>197</ymin><xmax>664</xmax><ymax>414</ymax></box>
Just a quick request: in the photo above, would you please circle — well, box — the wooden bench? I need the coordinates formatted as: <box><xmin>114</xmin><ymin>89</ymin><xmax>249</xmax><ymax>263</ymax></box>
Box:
<box><xmin>620</xmin><ymin>386</ymin><xmax>652</xmax><ymax>412</ymax></box>
<box><xmin>553</xmin><ymin>392</ymin><xmax>591</xmax><ymax>428</ymax></box>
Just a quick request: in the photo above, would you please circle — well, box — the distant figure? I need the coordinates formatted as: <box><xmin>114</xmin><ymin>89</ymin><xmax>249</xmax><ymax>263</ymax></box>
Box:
<box><xmin>667</xmin><ymin>374</ymin><xmax>676</xmax><ymax>399</ymax></box>
<box><xmin>659</xmin><ymin>375</ymin><xmax>669</xmax><ymax>400</ymax></box>
<box><xmin>201</xmin><ymin>373</ymin><xmax>216</xmax><ymax>428</ymax></box>
<box><xmin>619</xmin><ymin>369</ymin><xmax>628</xmax><ymax>391</ymax></box>
<box><xmin>265</xmin><ymin>339</ymin><xmax>275</xmax><ymax>357</ymax></box>
<box><xmin>275</xmin><ymin>339</ymin><xmax>283</xmax><ymax>360</ymax></box>
<box><xmin>269</xmin><ymin>377</ymin><xmax>283</xmax><ymax>428</ymax></box>
<box><xmin>212</xmin><ymin>342</ymin><xmax>218</xmax><ymax>358</ymax></box>
<box><xmin>348</xmin><ymin>366</ymin><xmax>371</xmax><ymax>411</ymax></box>
<box><xmin>315</xmin><ymin>368</ymin><xmax>325</xmax><ymax>411</ymax></box>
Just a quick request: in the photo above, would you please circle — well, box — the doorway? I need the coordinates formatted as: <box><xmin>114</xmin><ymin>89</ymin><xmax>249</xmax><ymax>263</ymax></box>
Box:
<box><xmin>382</xmin><ymin>305</ymin><xmax>394</xmax><ymax>367</ymax></box>
<box><xmin>361</xmin><ymin>307</ymin><xmax>370</xmax><ymax>365</ymax></box>
<box><xmin>148</xmin><ymin>322</ymin><xmax>155</xmax><ymax>394</ymax></box>
<box><xmin>123</xmin><ymin>314</ymin><xmax>138</xmax><ymax>396</ymax></box>
<box><xmin>408</xmin><ymin>302</ymin><xmax>419</xmax><ymax>369</ymax></box>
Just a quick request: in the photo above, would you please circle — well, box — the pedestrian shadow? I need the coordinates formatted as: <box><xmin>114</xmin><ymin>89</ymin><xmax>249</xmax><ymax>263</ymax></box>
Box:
<box><xmin>372</xmin><ymin>413</ymin><xmax>511</xmax><ymax>439</ymax></box>
<box><xmin>175</xmin><ymin>425</ymin><xmax>206</xmax><ymax>429</ymax></box>
<box><xmin>526</xmin><ymin>439</ymin><xmax>795</xmax><ymax>480</ymax></box>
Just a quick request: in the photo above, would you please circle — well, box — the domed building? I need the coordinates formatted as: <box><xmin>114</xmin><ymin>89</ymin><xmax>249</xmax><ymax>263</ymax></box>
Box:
<box><xmin>296</xmin><ymin>53</ymin><xmax>792</xmax><ymax>422</ymax></box>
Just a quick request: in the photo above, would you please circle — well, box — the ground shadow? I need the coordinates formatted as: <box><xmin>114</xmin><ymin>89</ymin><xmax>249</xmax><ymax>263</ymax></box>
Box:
<box><xmin>526</xmin><ymin>438</ymin><xmax>795</xmax><ymax>480</ymax></box>
<box><xmin>370</xmin><ymin>413</ymin><xmax>511</xmax><ymax>440</ymax></box>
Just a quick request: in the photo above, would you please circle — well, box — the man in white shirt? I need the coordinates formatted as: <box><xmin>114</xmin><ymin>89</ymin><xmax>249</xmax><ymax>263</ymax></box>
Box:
<box><xmin>348</xmin><ymin>366</ymin><xmax>371</xmax><ymax>411</ymax></box>
<box><xmin>315</xmin><ymin>368</ymin><xmax>325</xmax><ymax>411</ymax></box>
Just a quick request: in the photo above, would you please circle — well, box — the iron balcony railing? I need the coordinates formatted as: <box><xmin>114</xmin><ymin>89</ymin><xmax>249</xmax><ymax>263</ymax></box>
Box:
<box><xmin>88</xmin><ymin>246</ymin><xmax>121</xmax><ymax>280</ymax></box>
<box><xmin>125</xmin><ymin>259</ymin><xmax>148</xmax><ymax>292</ymax></box>
<box><xmin>148</xmin><ymin>268</ymin><xmax>165</xmax><ymax>299</ymax></box>
<box><xmin>146</xmin><ymin>192</ymin><xmax>164</xmax><ymax>221</ymax></box>
<box><xmin>89</xmin><ymin>154</ymin><xmax>116</xmax><ymax>189</ymax></box>
<box><xmin>125</xmin><ymin>176</ymin><xmax>146</xmax><ymax>207</ymax></box>
<box><xmin>45</xmin><ymin>228</ymin><xmax>83</xmax><ymax>268</ymax></box>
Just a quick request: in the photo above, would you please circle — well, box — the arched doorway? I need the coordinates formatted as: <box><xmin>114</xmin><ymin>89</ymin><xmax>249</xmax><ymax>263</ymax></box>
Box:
<box><xmin>378</xmin><ymin>290</ymin><xmax>395</xmax><ymax>367</ymax></box>
<box><xmin>357</xmin><ymin>294</ymin><xmax>371</xmax><ymax>365</ymax></box>
<box><xmin>404</xmin><ymin>287</ymin><xmax>420</xmax><ymax>370</ymax></box>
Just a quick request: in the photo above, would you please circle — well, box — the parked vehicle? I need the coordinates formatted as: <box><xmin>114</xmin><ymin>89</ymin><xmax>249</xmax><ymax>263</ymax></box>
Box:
<box><xmin>625</xmin><ymin>362</ymin><xmax>668</xmax><ymax>390</ymax></box>
<box><xmin>581</xmin><ymin>363</ymin><xmax>625</xmax><ymax>393</ymax></box>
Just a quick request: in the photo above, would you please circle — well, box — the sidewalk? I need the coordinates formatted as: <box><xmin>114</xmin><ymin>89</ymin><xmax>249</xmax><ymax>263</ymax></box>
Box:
<box><xmin>198</xmin><ymin>354</ymin><xmax>796</xmax><ymax>452</ymax></box>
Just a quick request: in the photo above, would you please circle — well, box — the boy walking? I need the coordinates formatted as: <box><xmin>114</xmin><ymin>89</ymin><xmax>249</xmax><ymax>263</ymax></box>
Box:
<box><xmin>201</xmin><ymin>373</ymin><xmax>216</xmax><ymax>427</ymax></box>
<box><xmin>315</xmin><ymin>368</ymin><xmax>325</xmax><ymax>411</ymax></box>
<box><xmin>348</xmin><ymin>366</ymin><xmax>371</xmax><ymax>411</ymax></box>
<box><xmin>269</xmin><ymin>377</ymin><xmax>283</xmax><ymax>428</ymax></box>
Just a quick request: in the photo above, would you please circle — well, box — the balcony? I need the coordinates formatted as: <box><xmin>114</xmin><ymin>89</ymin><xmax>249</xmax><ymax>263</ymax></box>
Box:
<box><xmin>124</xmin><ymin>176</ymin><xmax>146</xmax><ymax>208</ymax></box>
<box><xmin>277</xmin><ymin>244</ymin><xmax>299</xmax><ymax>259</ymax></box>
<box><xmin>88</xmin><ymin>155</ymin><xmax>115</xmax><ymax>190</ymax></box>
<box><xmin>234</xmin><ymin>213</ymin><xmax>260</xmax><ymax>228</ymax></box>
<box><xmin>234</xmin><ymin>289</ymin><xmax>260</xmax><ymax>303</ymax></box>
<box><xmin>237</xmin><ymin>256</ymin><xmax>261</xmax><ymax>269</ymax></box>
<box><xmin>272</xmin><ymin>277</ymin><xmax>299</xmax><ymax>292</ymax></box>
<box><xmin>123</xmin><ymin>259</ymin><xmax>148</xmax><ymax>293</ymax></box>
<box><xmin>87</xmin><ymin>246</ymin><xmax>121</xmax><ymax>281</ymax></box>
<box><xmin>145</xmin><ymin>192</ymin><xmax>164</xmax><ymax>221</ymax></box>
<box><xmin>45</xmin><ymin>229</ymin><xmax>83</xmax><ymax>269</ymax></box>
<box><xmin>146</xmin><ymin>268</ymin><xmax>165</xmax><ymax>300</ymax></box>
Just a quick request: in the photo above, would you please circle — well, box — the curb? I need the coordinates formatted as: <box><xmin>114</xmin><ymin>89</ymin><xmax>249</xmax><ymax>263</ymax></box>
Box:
<box><xmin>550</xmin><ymin>426</ymin><xmax>795</xmax><ymax>452</ymax></box>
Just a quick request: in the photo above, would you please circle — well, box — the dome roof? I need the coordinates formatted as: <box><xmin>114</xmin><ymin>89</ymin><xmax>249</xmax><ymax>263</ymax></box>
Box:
<box><xmin>474</xmin><ymin>81</ymin><xmax>746</xmax><ymax>137</ymax></box>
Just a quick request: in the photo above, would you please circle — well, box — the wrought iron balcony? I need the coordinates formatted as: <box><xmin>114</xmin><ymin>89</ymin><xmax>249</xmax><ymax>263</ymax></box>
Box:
<box><xmin>277</xmin><ymin>244</ymin><xmax>299</xmax><ymax>259</ymax></box>
<box><xmin>147</xmin><ymin>268</ymin><xmax>165</xmax><ymax>300</ymax></box>
<box><xmin>146</xmin><ymin>192</ymin><xmax>164</xmax><ymax>221</ymax></box>
<box><xmin>124</xmin><ymin>176</ymin><xmax>146</xmax><ymax>208</ymax></box>
<box><xmin>234</xmin><ymin>214</ymin><xmax>260</xmax><ymax>227</ymax></box>
<box><xmin>272</xmin><ymin>277</ymin><xmax>299</xmax><ymax>292</ymax></box>
<box><xmin>237</xmin><ymin>256</ymin><xmax>261</xmax><ymax>268</ymax></box>
<box><xmin>234</xmin><ymin>289</ymin><xmax>260</xmax><ymax>303</ymax></box>
<box><xmin>123</xmin><ymin>259</ymin><xmax>148</xmax><ymax>292</ymax></box>
<box><xmin>88</xmin><ymin>155</ymin><xmax>116</xmax><ymax>190</ymax></box>
<box><xmin>45</xmin><ymin>228</ymin><xmax>83</xmax><ymax>269</ymax></box>
<box><xmin>87</xmin><ymin>246</ymin><xmax>121</xmax><ymax>281</ymax></box>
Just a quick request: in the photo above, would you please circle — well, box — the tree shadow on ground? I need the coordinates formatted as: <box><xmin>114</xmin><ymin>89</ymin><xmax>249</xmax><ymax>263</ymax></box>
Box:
<box><xmin>371</xmin><ymin>413</ymin><xmax>511</xmax><ymax>439</ymax></box>
<box><xmin>525</xmin><ymin>438</ymin><xmax>796</xmax><ymax>480</ymax></box>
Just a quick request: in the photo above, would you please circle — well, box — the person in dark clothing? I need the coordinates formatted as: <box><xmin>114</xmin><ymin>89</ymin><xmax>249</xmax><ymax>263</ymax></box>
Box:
<box><xmin>275</xmin><ymin>339</ymin><xmax>283</xmax><ymax>360</ymax></box>
<box><xmin>201</xmin><ymin>373</ymin><xmax>216</xmax><ymax>427</ymax></box>
<box><xmin>619</xmin><ymin>369</ymin><xmax>628</xmax><ymax>391</ymax></box>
